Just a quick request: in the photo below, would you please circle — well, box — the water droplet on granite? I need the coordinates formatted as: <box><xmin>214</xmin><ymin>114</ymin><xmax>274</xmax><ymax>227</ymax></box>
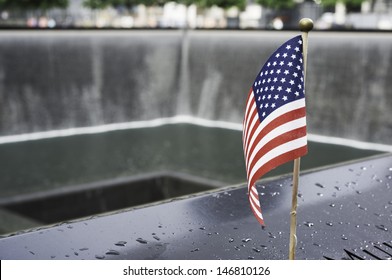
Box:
<box><xmin>252</xmin><ymin>247</ymin><xmax>261</xmax><ymax>253</ymax></box>
<box><xmin>317</xmin><ymin>193</ymin><xmax>323</xmax><ymax>197</ymax></box>
<box><xmin>326</xmin><ymin>222</ymin><xmax>333</xmax><ymax>227</ymax></box>
<box><xmin>106</xmin><ymin>250</ymin><xmax>120</xmax><ymax>255</ymax></box>
<box><xmin>136</xmin><ymin>238</ymin><xmax>148</xmax><ymax>244</ymax></box>
<box><xmin>315</xmin><ymin>183</ymin><xmax>325</xmax><ymax>188</ymax></box>
<box><xmin>329</xmin><ymin>203</ymin><xmax>336</xmax><ymax>208</ymax></box>
<box><xmin>153</xmin><ymin>236</ymin><xmax>161</xmax><ymax>241</ymax></box>
<box><xmin>199</xmin><ymin>226</ymin><xmax>206</xmax><ymax>230</ymax></box>
<box><xmin>95</xmin><ymin>255</ymin><xmax>105</xmax><ymax>259</ymax></box>
<box><xmin>268</xmin><ymin>232</ymin><xmax>276</xmax><ymax>239</ymax></box>
<box><xmin>375</xmin><ymin>225</ymin><xmax>388</xmax><ymax>231</ymax></box>
<box><xmin>229</xmin><ymin>238</ymin><xmax>234</xmax><ymax>243</ymax></box>
<box><xmin>341</xmin><ymin>235</ymin><xmax>348</xmax><ymax>240</ymax></box>
<box><xmin>304</xmin><ymin>222</ymin><xmax>314</xmax><ymax>228</ymax></box>
<box><xmin>191</xmin><ymin>248</ymin><xmax>200</xmax><ymax>252</ymax></box>
<box><xmin>242</xmin><ymin>238</ymin><xmax>252</xmax><ymax>243</ymax></box>
<box><xmin>115</xmin><ymin>241</ymin><xmax>127</xmax><ymax>247</ymax></box>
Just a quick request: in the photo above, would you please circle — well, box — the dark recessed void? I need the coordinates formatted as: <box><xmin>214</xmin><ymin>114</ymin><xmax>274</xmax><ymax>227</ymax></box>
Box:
<box><xmin>0</xmin><ymin>154</ymin><xmax>391</xmax><ymax>260</ymax></box>
<box><xmin>1</xmin><ymin>172</ymin><xmax>223</xmax><ymax>224</ymax></box>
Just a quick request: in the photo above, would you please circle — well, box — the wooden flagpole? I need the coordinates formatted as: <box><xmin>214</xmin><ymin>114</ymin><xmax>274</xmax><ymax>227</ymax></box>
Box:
<box><xmin>288</xmin><ymin>18</ymin><xmax>313</xmax><ymax>260</ymax></box>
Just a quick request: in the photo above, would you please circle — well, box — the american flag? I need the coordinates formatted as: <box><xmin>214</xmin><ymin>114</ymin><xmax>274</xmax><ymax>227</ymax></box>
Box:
<box><xmin>243</xmin><ymin>35</ymin><xmax>308</xmax><ymax>225</ymax></box>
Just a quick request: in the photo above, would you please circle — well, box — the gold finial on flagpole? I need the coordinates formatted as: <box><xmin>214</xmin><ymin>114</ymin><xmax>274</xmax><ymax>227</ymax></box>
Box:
<box><xmin>288</xmin><ymin>18</ymin><xmax>313</xmax><ymax>261</ymax></box>
<box><xmin>299</xmin><ymin>18</ymin><xmax>314</xmax><ymax>32</ymax></box>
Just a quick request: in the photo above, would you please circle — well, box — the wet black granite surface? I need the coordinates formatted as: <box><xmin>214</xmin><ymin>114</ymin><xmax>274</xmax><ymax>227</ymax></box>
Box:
<box><xmin>0</xmin><ymin>154</ymin><xmax>391</xmax><ymax>260</ymax></box>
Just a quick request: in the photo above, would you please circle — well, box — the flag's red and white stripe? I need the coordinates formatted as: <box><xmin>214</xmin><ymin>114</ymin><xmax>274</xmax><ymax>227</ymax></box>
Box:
<box><xmin>243</xmin><ymin>90</ymin><xmax>307</xmax><ymax>225</ymax></box>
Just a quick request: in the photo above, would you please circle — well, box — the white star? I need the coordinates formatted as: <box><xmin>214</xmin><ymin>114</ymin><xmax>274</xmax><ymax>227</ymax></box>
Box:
<box><xmin>287</xmin><ymin>62</ymin><xmax>293</xmax><ymax>67</ymax></box>
<box><xmin>286</xmin><ymin>45</ymin><xmax>291</xmax><ymax>50</ymax></box>
<box><xmin>267</xmin><ymin>94</ymin><xmax>272</xmax><ymax>99</ymax></box>
<box><xmin>295</xmin><ymin>91</ymin><xmax>300</xmax><ymax>96</ymax></box>
<box><xmin>272</xmin><ymin>61</ymin><xmax>277</xmax><ymax>66</ymax></box>
<box><xmin>289</xmin><ymin>80</ymin><xmax>295</xmax><ymax>85</ymax></box>
<box><xmin>267</xmin><ymin>78</ymin><xmax>271</xmax><ymax>83</ymax></box>
<box><xmin>296</xmin><ymin>65</ymin><xmax>301</xmax><ymax>70</ymax></box>
<box><xmin>277</xmin><ymin>86</ymin><xmax>282</xmax><ymax>91</ymax></box>
<box><xmin>277</xmin><ymin>69</ymin><xmax>281</xmax><ymax>74</ymax></box>
<box><xmin>298</xmin><ymin>84</ymin><xmax>302</xmax><ymax>89</ymax></box>
<box><xmin>262</xmin><ymin>95</ymin><xmax>266</xmax><ymax>100</ymax></box>
<box><xmin>293</xmin><ymin>72</ymin><xmax>298</xmax><ymax>77</ymax></box>
<box><xmin>270</xmin><ymin>70</ymin><xmax>274</xmax><ymax>74</ymax></box>
<box><xmin>275</xmin><ymin>53</ymin><xmax>280</xmax><ymax>58</ymax></box>
<box><xmin>274</xmin><ymin>94</ymin><xmax>279</xmax><ymax>99</ymax></box>
<box><xmin>262</xmin><ymin>112</ymin><xmax>266</xmax><ymax>117</ymax></box>
<box><xmin>267</xmin><ymin>62</ymin><xmax>271</xmax><ymax>67</ymax></box>
<box><xmin>265</xmin><ymin>103</ymin><xmax>269</xmax><ymax>108</ymax></box>
<box><xmin>262</xmin><ymin>79</ymin><xmax>265</xmax><ymax>84</ymax></box>
<box><xmin>258</xmin><ymin>96</ymin><xmax>261</xmax><ymax>101</ymax></box>
<box><xmin>282</xmin><ymin>95</ymin><xmax>288</xmax><ymax>101</ymax></box>
<box><xmin>295</xmin><ymin>47</ymin><xmax>300</xmax><ymax>52</ymax></box>
<box><xmin>259</xmin><ymin>103</ymin><xmax>263</xmax><ymax>108</ymax></box>
<box><xmin>260</xmin><ymin>72</ymin><xmax>263</xmax><ymax>77</ymax></box>
<box><xmin>271</xmin><ymin>103</ymin><xmax>276</xmax><ymax>108</ymax></box>
<box><xmin>283</xmin><ymin>53</ymin><xmax>288</xmax><ymax>58</ymax></box>
<box><xmin>284</xmin><ymin>70</ymin><xmax>290</xmax><ymax>75</ymax></box>
<box><xmin>291</xmin><ymin>54</ymin><xmax>296</xmax><ymax>59</ymax></box>
<box><xmin>279</xmin><ymin>61</ymin><xmax>284</xmax><ymax>66</ymax></box>
<box><xmin>273</xmin><ymin>77</ymin><xmax>278</xmax><ymax>82</ymax></box>
<box><xmin>280</xmin><ymin>78</ymin><xmax>286</xmax><ymax>83</ymax></box>
<box><xmin>298</xmin><ymin>40</ymin><xmax>302</xmax><ymax>45</ymax></box>
<box><xmin>286</xmin><ymin>88</ymin><xmax>292</xmax><ymax>93</ymax></box>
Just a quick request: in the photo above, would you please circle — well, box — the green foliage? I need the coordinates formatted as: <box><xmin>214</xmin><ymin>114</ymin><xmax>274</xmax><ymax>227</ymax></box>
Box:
<box><xmin>83</xmin><ymin>0</ymin><xmax>112</xmax><ymax>10</ymax></box>
<box><xmin>204</xmin><ymin>0</ymin><xmax>246</xmax><ymax>9</ymax></box>
<box><xmin>109</xmin><ymin>0</ymin><xmax>160</xmax><ymax>8</ymax></box>
<box><xmin>256</xmin><ymin>0</ymin><xmax>295</xmax><ymax>10</ymax></box>
<box><xmin>169</xmin><ymin>0</ymin><xmax>244</xmax><ymax>9</ymax></box>
<box><xmin>0</xmin><ymin>0</ymin><xmax>69</xmax><ymax>9</ymax></box>
<box><xmin>319</xmin><ymin>0</ymin><xmax>366</xmax><ymax>7</ymax></box>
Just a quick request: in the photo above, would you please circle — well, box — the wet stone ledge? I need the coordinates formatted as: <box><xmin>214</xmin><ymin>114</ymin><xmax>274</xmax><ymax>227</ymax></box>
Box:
<box><xmin>0</xmin><ymin>154</ymin><xmax>392</xmax><ymax>260</ymax></box>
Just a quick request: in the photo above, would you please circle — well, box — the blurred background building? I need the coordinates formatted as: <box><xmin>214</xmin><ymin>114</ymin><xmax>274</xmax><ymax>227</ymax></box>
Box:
<box><xmin>0</xmin><ymin>0</ymin><xmax>391</xmax><ymax>30</ymax></box>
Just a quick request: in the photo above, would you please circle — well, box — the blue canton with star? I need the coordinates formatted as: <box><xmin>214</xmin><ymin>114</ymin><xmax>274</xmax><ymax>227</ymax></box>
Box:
<box><xmin>252</xmin><ymin>35</ymin><xmax>305</xmax><ymax>122</ymax></box>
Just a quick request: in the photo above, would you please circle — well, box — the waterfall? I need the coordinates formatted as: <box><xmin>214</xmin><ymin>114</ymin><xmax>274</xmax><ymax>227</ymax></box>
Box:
<box><xmin>0</xmin><ymin>31</ymin><xmax>392</xmax><ymax>145</ymax></box>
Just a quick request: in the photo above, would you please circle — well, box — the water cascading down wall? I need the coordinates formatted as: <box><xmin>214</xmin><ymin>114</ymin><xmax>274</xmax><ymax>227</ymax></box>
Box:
<box><xmin>1</xmin><ymin>30</ymin><xmax>392</xmax><ymax>144</ymax></box>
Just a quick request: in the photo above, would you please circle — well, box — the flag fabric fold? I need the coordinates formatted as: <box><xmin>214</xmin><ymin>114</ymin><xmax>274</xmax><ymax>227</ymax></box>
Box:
<box><xmin>243</xmin><ymin>35</ymin><xmax>308</xmax><ymax>225</ymax></box>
